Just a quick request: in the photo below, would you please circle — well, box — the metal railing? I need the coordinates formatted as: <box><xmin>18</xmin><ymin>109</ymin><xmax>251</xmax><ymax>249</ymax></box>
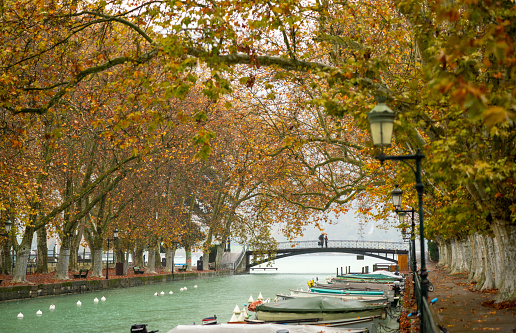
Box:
<box><xmin>232</xmin><ymin>249</ymin><xmax>246</xmax><ymax>272</ymax></box>
<box><xmin>270</xmin><ymin>240</ymin><xmax>409</xmax><ymax>251</ymax></box>
<box><xmin>414</xmin><ymin>270</ymin><xmax>440</xmax><ymax>332</ymax></box>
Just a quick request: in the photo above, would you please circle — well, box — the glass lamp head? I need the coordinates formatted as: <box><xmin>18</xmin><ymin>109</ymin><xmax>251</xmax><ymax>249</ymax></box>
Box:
<box><xmin>391</xmin><ymin>184</ymin><xmax>403</xmax><ymax>209</ymax></box>
<box><xmin>4</xmin><ymin>219</ymin><xmax>12</xmax><ymax>233</ymax></box>
<box><xmin>367</xmin><ymin>101</ymin><xmax>395</xmax><ymax>147</ymax></box>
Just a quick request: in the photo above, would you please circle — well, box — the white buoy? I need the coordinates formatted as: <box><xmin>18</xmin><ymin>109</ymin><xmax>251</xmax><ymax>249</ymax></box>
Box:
<box><xmin>194</xmin><ymin>285</ymin><xmax>198</xmax><ymax>288</ymax></box>
<box><xmin>49</xmin><ymin>304</ymin><xmax>55</xmax><ymax>310</ymax></box>
<box><xmin>76</xmin><ymin>300</ymin><xmax>82</xmax><ymax>306</ymax></box>
<box><xmin>257</xmin><ymin>292</ymin><xmax>264</xmax><ymax>300</ymax></box>
<box><xmin>36</xmin><ymin>310</ymin><xmax>42</xmax><ymax>316</ymax></box>
<box><xmin>154</xmin><ymin>292</ymin><xmax>159</xmax><ymax>296</ymax></box>
<box><xmin>101</xmin><ymin>296</ymin><xmax>106</xmax><ymax>301</ymax></box>
<box><xmin>169</xmin><ymin>291</ymin><xmax>173</xmax><ymax>295</ymax></box>
<box><xmin>248</xmin><ymin>295</ymin><xmax>254</xmax><ymax>303</ymax></box>
<box><xmin>233</xmin><ymin>305</ymin><xmax>241</xmax><ymax>314</ymax></box>
<box><xmin>17</xmin><ymin>312</ymin><xmax>23</xmax><ymax>319</ymax></box>
<box><xmin>160</xmin><ymin>291</ymin><xmax>165</xmax><ymax>296</ymax></box>
<box><xmin>183</xmin><ymin>287</ymin><xmax>187</xmax><ymax>291</ymax></box>
<box><xmin>94</xmin><ymin>298</ymin><xmax>99</xmax><ymax>303</ymax></box>
<box><xmin>237</xmin><ymin>312</ymin><xmax>245</xmax><ymax>322</ymax></box>
<box><xmin>179</xmin><ymin>288</ymin><xmax>183</xmax><ymax>292</ymax></box>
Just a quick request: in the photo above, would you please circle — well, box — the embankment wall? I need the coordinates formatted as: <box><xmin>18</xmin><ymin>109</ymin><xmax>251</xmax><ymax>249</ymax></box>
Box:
<box><xmin>0</xmin><ymin>270</ymin><xmax>233</xmax><ymax>302</ymax></box>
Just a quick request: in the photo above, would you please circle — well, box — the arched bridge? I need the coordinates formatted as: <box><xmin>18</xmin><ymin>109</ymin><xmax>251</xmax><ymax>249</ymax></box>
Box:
<box><xmin>245</xmin><ymin>240</ymin><xmax>408</xmax><ymax>270</ymax></box>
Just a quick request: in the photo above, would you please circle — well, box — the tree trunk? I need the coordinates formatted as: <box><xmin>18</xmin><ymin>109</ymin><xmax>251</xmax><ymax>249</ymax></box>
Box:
<box><xmin>437</xmin><ymin>224</ymin><xmax>516</xmax><ymax>301</ymax></box>
<box><xmin>134</xmin><ymin>247</ymin><xmax>144</xmax><ymax>267</ymax></box>
<box><xmin>468</xmin><ymin>234</ymin><xmax>486</xmax><ymax>286</ymax></box>
<box><xmin>55</xmin><ymin>235</ymin><xmax>72</xmax><ymax>279</ymax></box>
<box><xmin>185</xmin><ymin>245</ymin><xmax>192</xmax><ymax>271</ymax></box>
<box><xmin>12</xmin><ymin>228</ymin><xmax>34</xmax><ymax>282</ymax></box>
<box><xmin>215</xmin><ymin>244</ymin><xmax>224</xmax><ymax>271</ymax></box>
<box><xmin>0</xmin><ymin>239</ymin><xmax>12</xmax><ymax>274</ymax></box>
<box><xmin>155</xmin><ymin>246</ymin><xmax>161</xmax><ymax>267</ymax></box>
<box><xmin>491</xmin><ymin>221</ymin><xmax>516</xmax><ymax>300</ymax></box>
<box><xmin>69</xmin><ymin>231</ymin><xmax>81</xmax><ymax>271</ymax></box>
<box><xmin>203</xmin><ymin>249</ymin><xmax>209</xmax><ymax>271</ymax></box>
<box><xmin>147</xmin><ymin>244</ymin><xmax>156</xmax><ymax>274</ymax></box>
<box><xmin>91</xmin><ymin>248</ymin><xmax>103</xmax><ymax>277</ymax></box>
<box><xmin>165</xmin><ymin>247</ymin><xmax>175</xmax><ymax>272</ymax></box>
<box><xmin>35</xmin><ymin>226</ymin><xmax>48</xmax><ymax>274</ymax></box>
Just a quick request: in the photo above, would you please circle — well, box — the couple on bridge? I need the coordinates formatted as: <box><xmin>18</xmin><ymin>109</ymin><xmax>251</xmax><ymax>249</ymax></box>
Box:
<box><xmin>318</xmin><ymin>233</ymin><xmax>328</xmax><ymax>248</ymax></box>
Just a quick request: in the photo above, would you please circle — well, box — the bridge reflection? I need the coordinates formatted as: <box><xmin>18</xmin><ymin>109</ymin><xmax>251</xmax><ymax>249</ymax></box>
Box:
<box><xmin>245</xmin><ymin>240</ymin><xmax>408</xmax><ymax>270</ymax></box>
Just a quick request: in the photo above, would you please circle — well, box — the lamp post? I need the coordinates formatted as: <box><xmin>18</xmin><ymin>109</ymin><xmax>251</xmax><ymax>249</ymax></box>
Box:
<box><xmin>106</xmin><ymin>228</ymin><xmax>119</xmax><ymax>280</ymax></box>
<box><xmin>397</xmin><ymin>207</ymin><xmax>417</xmax><ymax>295</ymax></box>
<box><xmin>367</xmin><ymin>100</ymin><xmax>428</xmax><ymax>330</ymax></box>
<box><xmin>172</xmin><ymin>240</ymin><xmax>179</xmax><ymax>279</ymax></box>
<box><xmin>4</xmin><ymin>219</ymin><xmax>13</xmax><ymax>274</ymax></box>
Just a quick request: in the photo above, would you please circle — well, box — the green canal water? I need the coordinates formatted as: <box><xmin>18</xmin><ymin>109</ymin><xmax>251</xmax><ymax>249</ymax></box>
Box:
<box><xmin>0</xmin><ymin>254</ymin><xmax>394</xmax><ymax>333</ymax></box>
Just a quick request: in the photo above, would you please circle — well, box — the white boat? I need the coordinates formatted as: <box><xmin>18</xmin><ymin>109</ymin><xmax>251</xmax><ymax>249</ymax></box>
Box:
<box><xmin>289</xmin><ymin>289</ymin><xmax>389</xmax><ymax>302</ymax></box>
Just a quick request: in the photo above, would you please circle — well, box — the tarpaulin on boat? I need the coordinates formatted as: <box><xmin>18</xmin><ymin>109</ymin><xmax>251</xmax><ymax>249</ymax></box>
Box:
<box><xmin>255</xmin><ymin>296</ymin><xmax>385</xmax><ymax>314</ymax></box>
<box><xmin>309</xmin><ymin>288</ymin><xmax>384</xmax><ymax>295</ymax></box>
<box><xmin>168</xmin><ymin>323</ymin><xmax>367</xmax><ymax>332</ymax></box>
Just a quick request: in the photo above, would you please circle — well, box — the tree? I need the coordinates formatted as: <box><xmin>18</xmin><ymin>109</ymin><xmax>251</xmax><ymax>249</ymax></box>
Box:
<box><xmin>2</xmin><ymin>0</ymin><xmax>515</xmax><ymax>299</ymax></box>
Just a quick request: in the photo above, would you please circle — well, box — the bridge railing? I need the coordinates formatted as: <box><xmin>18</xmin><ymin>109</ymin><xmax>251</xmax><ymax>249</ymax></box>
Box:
<box><xmin>272</xmin><ymin>240</ymin><xmax>408</xmax><ymax>251</ymax></box>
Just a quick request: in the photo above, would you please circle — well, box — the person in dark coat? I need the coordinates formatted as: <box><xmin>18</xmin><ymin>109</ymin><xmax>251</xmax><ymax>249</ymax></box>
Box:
<box><xmin>318</xmin><ymin>234</ymin><xmax>324</xmax><ymax>247</ymax></box>
<box><xmin>324</xmin><ymin>235</ymin><xmax>328</xmax><ymax>248</ymax></box>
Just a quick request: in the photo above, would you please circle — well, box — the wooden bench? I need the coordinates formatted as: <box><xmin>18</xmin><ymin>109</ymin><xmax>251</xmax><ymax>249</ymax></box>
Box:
<box><xmin>73</xmin><ymin>269</ymin><xmax>89</xmax><ymax>279</ymax></box>
<box><xmin>133</xmin><ymin>267</ymin><xmax>145</xmax><ymax>274</ymax></box>
<box><xmin>178</xmin><ymin>264</ymin><xmax>187</xmax><ymax>272</ymax></box>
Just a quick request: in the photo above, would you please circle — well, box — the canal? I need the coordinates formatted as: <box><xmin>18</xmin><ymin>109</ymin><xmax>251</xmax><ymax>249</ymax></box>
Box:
<box><xmin>0</xmin><ymin>254</ymin><xmax>395</xmax><ymax>333</ymax></box>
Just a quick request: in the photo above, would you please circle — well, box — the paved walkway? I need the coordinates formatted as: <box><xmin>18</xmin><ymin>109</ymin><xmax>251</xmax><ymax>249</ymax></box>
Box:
<box><xmin>427</xmin><ymin>261</ymin><xmax>516</xmax><ymax>332</ymax></box>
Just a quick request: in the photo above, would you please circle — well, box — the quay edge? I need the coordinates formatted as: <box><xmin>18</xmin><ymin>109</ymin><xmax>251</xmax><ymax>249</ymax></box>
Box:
<box><xmin>0</xmin><ymin>270</ymin><xmax>233</xmax><ymax>302</ymax></box>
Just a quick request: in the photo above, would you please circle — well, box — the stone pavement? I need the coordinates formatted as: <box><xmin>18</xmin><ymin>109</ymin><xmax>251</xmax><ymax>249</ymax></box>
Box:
<box><xmin>427</xmin><ymin>261</ymin><xmax>516</xmax><ymax>332</ymax></box>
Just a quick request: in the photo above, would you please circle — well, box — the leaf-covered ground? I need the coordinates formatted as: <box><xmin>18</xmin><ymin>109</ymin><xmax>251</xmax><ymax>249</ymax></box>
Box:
<box><xmin>417</xmin><ymin>262</ymin><xmax>516</xmax><ymax>332</ymax></box>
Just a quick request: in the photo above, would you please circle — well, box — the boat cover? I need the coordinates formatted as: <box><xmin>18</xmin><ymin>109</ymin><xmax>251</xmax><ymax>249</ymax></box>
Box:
<box><xmin>167</xmin><ymin>323</ymin><xmax>367</xmax><ymax>332</ymax></box>
<box><xmin>255</xmin><ymin>296</ymin><xmax>385</xmax><ymax>314</ymax></box>
<box><xmin>335</xmin><ymin>273</ymin><xmax>402</xmax><ymax>281</ymax></box>
<box><xmin>310</xmin><ymin>288</ymin><xmax>384</xmax><ymax>295</ymax></box>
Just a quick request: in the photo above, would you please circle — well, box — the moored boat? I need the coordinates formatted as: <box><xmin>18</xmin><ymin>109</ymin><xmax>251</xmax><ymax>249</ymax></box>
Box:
<box><xmin>202</xmin><ymin>316</ymin><xmax>217</xmax><ymax>325</ymax></box>
<box><xmin>316</xmin><ymin>281</ymin><xmax>394</xmax><ymax>291</ymax></box>
<box><xmin>310</xmin><ymin>287</ymin><xmax>385</xmax><ymax>295</ymax></box>
<box><xmin>333</xmin><ymin>272</ymin><xmax>403</xmax><ymax>283</ymax></box>
<box><xmin>169</xmin><ymin>323</ymin><xmax>367</xmax><ymax>332</ymax></box>
<box><xmin>286</xmin><ymin>289</ymin><xmax>389</xmax><ymax>302</ymax></box>
<box><xmin>255</xmin><ymin>296</ymin><xmax>386</xmax><ymax>322</ymax></box>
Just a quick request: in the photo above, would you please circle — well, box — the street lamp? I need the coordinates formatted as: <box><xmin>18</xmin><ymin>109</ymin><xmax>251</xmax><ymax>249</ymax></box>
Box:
<box><xmin>367</xmin><ymin>100</ymin><xmax>428</xmax><ymax>330</ymax></box>
<box><xmin>398</xmin><ymin>211</ymin><xmax>407</xmax><ymax>226</ymax></box>
<box><xmin>5</xmin><ymin>219</ymin><xmax>12</xmax><ymax>233</ymax></box>
<box><xmin>106</xmin><ymin>228</ymin><xmax>119</xmax><ymax>279</ymax></box>
<box><xmin>391</xmin><ymin>185</ymin><xmax>403</xmax><ymax>210</ymax></box>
